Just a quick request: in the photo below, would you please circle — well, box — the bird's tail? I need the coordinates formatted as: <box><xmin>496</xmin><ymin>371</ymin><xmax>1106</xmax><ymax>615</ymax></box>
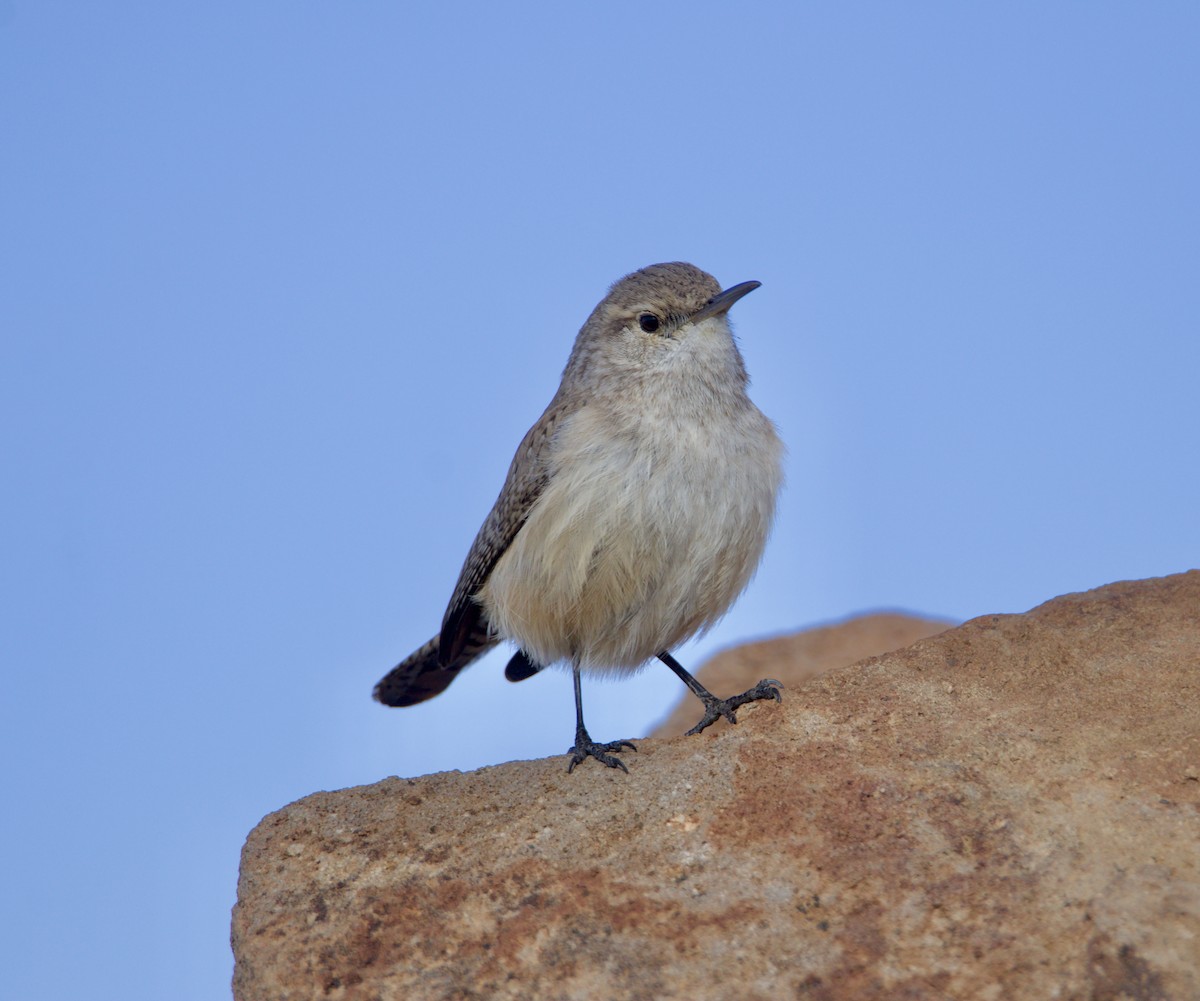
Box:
<box><xmin>373</xmin><ymin>626</ymin><xmax>499</xmax><ymax>707</ymax></box>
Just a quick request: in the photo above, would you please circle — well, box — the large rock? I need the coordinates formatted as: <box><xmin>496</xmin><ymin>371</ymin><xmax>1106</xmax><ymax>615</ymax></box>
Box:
<box><xmin>232</xmin><ymin>573</ymin><xmax>1200</xmax><ymax>1000</ymax></box>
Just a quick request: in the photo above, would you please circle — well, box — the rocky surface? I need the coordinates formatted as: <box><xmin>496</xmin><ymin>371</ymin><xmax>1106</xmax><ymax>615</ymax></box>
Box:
<box><xmin>232</xmin><ymin>573</ymin><xmax>1200</xmax><ymax>1000</ymax></box>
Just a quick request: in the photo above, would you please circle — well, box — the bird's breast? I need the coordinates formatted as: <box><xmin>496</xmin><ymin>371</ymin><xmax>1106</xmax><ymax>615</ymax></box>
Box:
<box><xmin>480</xmin><ymin>394</ymin><xmax>782</xmax><ymax>672</ymax></box>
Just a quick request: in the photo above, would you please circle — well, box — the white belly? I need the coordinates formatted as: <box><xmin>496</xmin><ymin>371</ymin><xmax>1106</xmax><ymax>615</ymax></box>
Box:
<box><xmin>480</xmin><ymin>401</ymin><xmax>782</xmax><ymax>672</ymax></box>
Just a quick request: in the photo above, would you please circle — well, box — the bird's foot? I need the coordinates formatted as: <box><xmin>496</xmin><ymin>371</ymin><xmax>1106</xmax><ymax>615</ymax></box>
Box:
<box><xmin>567</xmin><ymin>730</ymin><xmax>637</xmax><ymax>773</ymax></box>
<box><xmin>685</xmin><ymin>679</ymin><xmax>783</xmax><ymax>737</ymax></box>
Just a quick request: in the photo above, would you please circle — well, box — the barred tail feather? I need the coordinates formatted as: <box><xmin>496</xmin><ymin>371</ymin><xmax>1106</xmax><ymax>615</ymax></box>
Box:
<box><xmin>373</xmin><ymin>626</ymin><xmax>499</xmax><ymax>707</ymax></box>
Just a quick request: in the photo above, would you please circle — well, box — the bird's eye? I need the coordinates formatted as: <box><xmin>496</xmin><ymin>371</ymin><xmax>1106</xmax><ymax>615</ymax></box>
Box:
<box><xmin>638</xmin><ymin>313</ymin><xmax>661</xmax><ymax>333</ymax></box>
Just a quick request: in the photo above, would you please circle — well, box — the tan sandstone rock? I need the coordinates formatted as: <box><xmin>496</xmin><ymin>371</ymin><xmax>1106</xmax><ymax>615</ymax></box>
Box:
<box><xmin>232</xmin><ymin>573</ymin><xmax>1200</xmax><ymax>1000</ymax></box>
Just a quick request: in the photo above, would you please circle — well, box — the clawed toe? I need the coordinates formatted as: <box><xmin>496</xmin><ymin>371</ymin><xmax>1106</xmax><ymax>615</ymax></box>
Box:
<box><xmin>567</xmin><ymin>737</ymin><xmax>637</xmax><ymax>773</ymax></box>
<box><xmin>685</xmin><ymin>678</ymin><xmax>784</xmax><ymax>737</ymax></box>
<box><xmin>749</xmin><ymin>678</ymin><xmax>784</xmax><ymax>703</ymax></box>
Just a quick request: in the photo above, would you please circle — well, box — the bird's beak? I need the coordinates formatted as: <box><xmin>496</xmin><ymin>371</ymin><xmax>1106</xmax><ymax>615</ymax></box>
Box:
<box><xmin>690</xmin><ymin>280</ymin><xmax>761</xmax><ymax>323</ymax></box>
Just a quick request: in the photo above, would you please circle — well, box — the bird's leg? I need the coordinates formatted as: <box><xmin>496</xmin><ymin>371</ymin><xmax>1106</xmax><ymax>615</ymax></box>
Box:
<box><xmin>567</xmin><ymin>662</ymin><xmax>637</xmax><ymax>773</ymax></box>
<box><xmin>658</xmin><ymin>651</ymin><xmax>782</xmax><ymax>737</ymax></box>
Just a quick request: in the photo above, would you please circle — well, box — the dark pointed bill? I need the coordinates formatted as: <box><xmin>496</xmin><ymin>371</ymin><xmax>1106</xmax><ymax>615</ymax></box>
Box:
<box><xmin>690</xmin><ymin>280</ymin><xmax>761</xmax><ymax>323</ymax></box>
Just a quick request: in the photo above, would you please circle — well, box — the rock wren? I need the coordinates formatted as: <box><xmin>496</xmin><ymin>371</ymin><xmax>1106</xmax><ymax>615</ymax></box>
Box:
<box><xmin>374</xmin><ymin>262</ymin><xmax>784</xmax><ymax>772</ymax></box>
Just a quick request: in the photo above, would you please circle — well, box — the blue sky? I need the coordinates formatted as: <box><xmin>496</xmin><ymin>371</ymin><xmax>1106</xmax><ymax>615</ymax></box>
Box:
<box><xmin>3</xmin><ymin>3</ymin><xmax>1197</xmax><ymax>998</ymax></box>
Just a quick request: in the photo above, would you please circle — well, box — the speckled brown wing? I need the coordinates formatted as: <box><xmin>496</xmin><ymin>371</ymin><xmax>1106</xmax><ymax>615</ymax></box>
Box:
<box><xmin>372</xmin><ymin>390</ymin><xmax>578</xmax><ymax>708</ymax></box>
<box><xmin>438</xmin><ymin>393</ymin><xmax>575</xmax><ymax>666</ymax></box>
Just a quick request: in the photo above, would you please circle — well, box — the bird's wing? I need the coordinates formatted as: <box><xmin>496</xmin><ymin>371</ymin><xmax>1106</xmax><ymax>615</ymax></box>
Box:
<box><xmin>438</xmin><ymin>391</ymin><xmax>577</xmax><ymax>665</ymax></box>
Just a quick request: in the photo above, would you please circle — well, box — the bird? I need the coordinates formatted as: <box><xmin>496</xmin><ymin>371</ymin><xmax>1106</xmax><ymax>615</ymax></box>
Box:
<box><xmin>374</xmin><ymin>262</ymin><xmax>784</xmax><ymax>772</ymax></box>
